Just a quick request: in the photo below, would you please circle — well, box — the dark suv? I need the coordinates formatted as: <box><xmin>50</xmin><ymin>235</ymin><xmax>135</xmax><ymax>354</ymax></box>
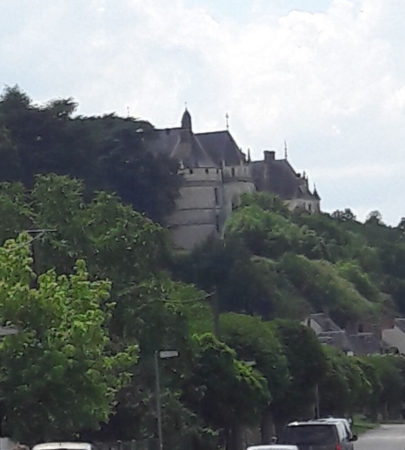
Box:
<box><xmin>278</xmin><ymin>420</ymin><xmax>357</xmax><ymax>450</ymax></box>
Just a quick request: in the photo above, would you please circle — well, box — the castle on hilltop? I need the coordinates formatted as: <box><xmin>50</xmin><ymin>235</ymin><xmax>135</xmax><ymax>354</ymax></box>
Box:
<box><xmin>145</xmin><ymin>109</ymin><xmax>320</xmax><ymax>249</ymax></box>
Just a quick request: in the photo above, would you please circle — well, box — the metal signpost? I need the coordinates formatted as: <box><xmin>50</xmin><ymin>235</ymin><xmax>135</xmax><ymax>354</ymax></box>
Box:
<box><xmin>154</xmin><ymin>350</ymin><xmax>179</xmax><ymax>450</ymax></box>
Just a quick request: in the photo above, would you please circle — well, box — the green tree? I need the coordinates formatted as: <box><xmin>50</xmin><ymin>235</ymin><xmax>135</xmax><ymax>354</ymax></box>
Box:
<box><xmin>366</xmin><ymin>355</ymin><xmax>405</xmax><ymax>420</ymax></box>
<box><xmin>365</xmin><ymin>210</ymin><xmax>384</xmax><ymax>226</ymax></box>
<box><xmin>184</xmin><ymin>333</ymin><xmax>269</xmax><ymax>450</ymax></box>
<box><xmin>331</xmin><ymin>208</ymin><xmax>356</xmax><ymax>222</ymax></box>
<box><xmin>0</xmin><ymin>86</ymin><xmax>181</xmax><ymax>222</ymax></box>
<box><xmin>0</xmin><ymin>234</ymin><xmax>136</xmax><ymax>443</ymax></box>
<box><xmin>220</xmin><ymin>313</ymin><xmax>290</xmax><ymax>442</ymax></box>
<box><xmin>270</xmin><ymin>320</ymin><xmax>327</xmax><ymax>427</ymax></box>
<box><xmin>318</xmin><ymin>347</ymin><xmax>370</xmax><ymax>417</ymax></box>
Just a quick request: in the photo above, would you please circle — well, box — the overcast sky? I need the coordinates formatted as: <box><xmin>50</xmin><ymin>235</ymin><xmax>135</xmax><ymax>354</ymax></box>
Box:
<box><xmin>1</xmin><ymin>0</ymin><xmax>404</xmax><ymax>224</ymax></box>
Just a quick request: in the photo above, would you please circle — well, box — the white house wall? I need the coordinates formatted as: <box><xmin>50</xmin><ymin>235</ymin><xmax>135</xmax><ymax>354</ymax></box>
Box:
<box><xmin>382</xmin><ymin>326</ymin><xmax>405</xmax><ymax>354</ymax></box>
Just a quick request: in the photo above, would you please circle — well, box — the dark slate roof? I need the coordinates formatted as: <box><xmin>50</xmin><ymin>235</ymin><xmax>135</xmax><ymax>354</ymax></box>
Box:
<box><xmin>196</xmin><ymin>131</ymin><xmax>247</xmax><ymax>166</ymax></box>
<box><xmin>317</xmin><ymin>331</ymin><xmax>353</xmax><ymax>353</ymax></box>
<box><xmin>308</xmin><ymin>313</ymin><xmax>341</xmax><ymax>332</ymax></box>
<box><xmin>348</xmin><ymin>333</ymin><xmax>381</xmax><ymax>356</ymax></box>
<box><xmin>144</xmin><ymin>128</ymin><xmax>217</xmax><ymax>168</ymax></box>
<box><xmin>313</xmin><ymin>186</ymin><xmax>321</xmax><ymax>200</ymax></box>
<box><xmin>394</xmin><ymin>318</ymin><xmax>405</xmax><ymax>333</ymax></box>
<box><xmin>251</xmin><ymin>158</ymin><xmax>316</xmax><ymax>201</ymax></box>
<box><xmin>181</xmin><ymin>109</ymin><xmax>192</xmax><ymax>129</ymax></box>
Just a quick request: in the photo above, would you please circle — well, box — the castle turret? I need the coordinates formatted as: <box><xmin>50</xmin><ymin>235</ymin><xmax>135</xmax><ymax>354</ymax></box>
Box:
<box><xmin>181</xmin><ymin>108</ymin><xmax>192</xmax><ymax>130</ymax></box>
<box><xmin>171</xmin><ymin>108</ymin><xmax>193</xmax><ymax>165</ymax></box>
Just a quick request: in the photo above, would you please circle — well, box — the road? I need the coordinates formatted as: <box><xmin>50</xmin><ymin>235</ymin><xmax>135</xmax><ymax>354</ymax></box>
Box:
<box><xmin>356</xmin><ymin>424</ymin><xmax>405</xmax><ymax>450</ymax></box>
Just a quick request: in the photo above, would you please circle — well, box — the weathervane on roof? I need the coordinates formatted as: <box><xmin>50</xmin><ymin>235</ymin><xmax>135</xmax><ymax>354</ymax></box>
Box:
<box><xmin>225</xmin><ymin>112</ymin><xmax>229</xmax><ymax>131</ymax></box>
<box><xmin>284</xmin><ymin>140</ymin><xmax>288</xmax><ymax>160</ymax></box>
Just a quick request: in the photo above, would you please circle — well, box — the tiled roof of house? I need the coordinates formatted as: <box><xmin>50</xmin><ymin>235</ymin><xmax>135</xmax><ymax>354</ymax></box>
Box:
<box><xmin>145</xmin><ymin>128</ymin><xmax>217</xmax><ymax>168</ymax></box>
<box><xmin>144</xmin><ymin>127</ymin><xmax>247</xmax><ymax>169</ymax></box>
<box><xmin>307</xmin><ymin>313</ymin><xmax>341</xmax><ymax>332</ymax></box>
<box><xmin>348</xmin><ymin>333</ymin><xmax>381</xmax><ymax>356</ymax></box>
<box><xmin>318</xmin><ymin>330</ymin><xmax>354</xmax><ymax>353</ymax></box>
<box><xmin>196</xmin><ymin>131</ymin><xmax>246</xmax><ymax>166</ymax></box>
<box><xmin>251</xmin><ymin>157</ymin><xmax>316</xmax><ymax>201</ymax></box>
<box><xmin>394</xmin><ymin>318</ymin><xmax>405</xmax><ymax>333</ymax></box>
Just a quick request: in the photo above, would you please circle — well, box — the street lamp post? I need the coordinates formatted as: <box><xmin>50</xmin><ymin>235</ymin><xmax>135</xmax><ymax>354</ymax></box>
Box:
<box><xmin>154</xmin><ymin>350</ymin><xmax>179</xmax><ymax>450</ymax></box>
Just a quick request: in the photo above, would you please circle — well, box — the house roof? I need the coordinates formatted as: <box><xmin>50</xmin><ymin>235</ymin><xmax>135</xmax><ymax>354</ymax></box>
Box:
<box><xmin>143</xmin><ymin>119</ymin><xmax>247</xmax><ymax>168</ymax></box>
<box><xmin>307</xmin><ymin>313</ymin><xmax>341</xmax><ymax>332</ymax></box>
<box><xmin>394</xmin><ymin>318</ymin><xmax>405</xmax><ymax>333</ymax></box>
<box><xmin>196</xmin><ymin>130</ymin><xmax>247</xmax><ymax>166</ymax></box>
<box><xmin>348</xmin><ymin>333</ymin><xmax>381</xmax><ymax>356</ymax></box>
<box><xmin>144</xmin><ymin>127</ymin><xmax>217</xmax><ymax>168</ymax></box>
<box><xmin>251</xmin><ymin>157</ymin><xmax>318</xmax><ymax>201</ymax></box>
<box><xmin>317</xmin><ymin>330</ymin><xmax>353</xmax><ymax>353</ymax></box>
<box><xmin>145</xmin><ymin>128</ymin><xmax>246</xmax><ymax>171</ymax></box>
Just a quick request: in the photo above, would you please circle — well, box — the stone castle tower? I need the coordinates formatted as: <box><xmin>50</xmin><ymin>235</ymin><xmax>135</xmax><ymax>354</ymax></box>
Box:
<box><xmin>145</xmin><ymin>109</ymin><xmax>320</xmax><ymax>249</ymax></box>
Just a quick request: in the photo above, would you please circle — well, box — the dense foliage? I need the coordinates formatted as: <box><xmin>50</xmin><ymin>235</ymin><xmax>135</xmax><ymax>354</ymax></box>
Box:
<box><xmin>1</xmin><ymin>89</ymin><xmax>405</xmax><ymax>450</ymax></box>
<box><xmin>0</xmin><ymin>86</ymin><xmax>181</xmax><ymax>222</ymax></box>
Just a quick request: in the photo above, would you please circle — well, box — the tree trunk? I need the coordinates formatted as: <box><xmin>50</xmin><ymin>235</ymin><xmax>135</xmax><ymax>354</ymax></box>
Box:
<box><xmin>227</xmin><ymin>423</ymin><xmax>243</xmax><ymax>450</ymax></box>
<box><xmin>261</xmin><ymin>409</ymin><xmax>275</xmax><ymax>444</ymax></box>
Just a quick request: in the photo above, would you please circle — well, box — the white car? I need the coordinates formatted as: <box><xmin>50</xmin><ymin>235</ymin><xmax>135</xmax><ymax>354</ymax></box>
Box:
<box><xmin>316</xmin><ymin>417</ymin><xmax>354</xmax><ymax>439</ymax></box>
<box><xmin>32</xmin><ymin>443</ymin><xmax>93</xmax><ymax>450</ymax></box>
<box><xmin>247</xmin><ymin>446</ymin><xmax>299</xmax><ymax>450</ymax></box>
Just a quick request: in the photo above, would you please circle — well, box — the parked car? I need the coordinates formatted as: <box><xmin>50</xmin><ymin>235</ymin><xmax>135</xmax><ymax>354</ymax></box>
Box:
<box><xmin>32</xmin><ymin>443</ymin><xmax>93</xmax><ymax>450</ymax></box>
<box><xmin>316</xmin><ymin>417</ymin><xmax>355</xmax><ymax>440</ymax></box>
<box><xmin>247</xmin><ymin>446</ymin><xmax>299</xmax><ymax>450</ymax></box>
<box><xmin>278</xmin><ymin>420</ymin><xmax>357</xmax><ymax>450</ymax></box>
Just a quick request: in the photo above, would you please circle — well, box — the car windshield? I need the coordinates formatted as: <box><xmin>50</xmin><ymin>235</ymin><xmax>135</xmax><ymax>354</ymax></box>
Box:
<box><xmin>280</xmin><ymin>425</ymin><xmax>337</xmax><ymax>445</ymax></box>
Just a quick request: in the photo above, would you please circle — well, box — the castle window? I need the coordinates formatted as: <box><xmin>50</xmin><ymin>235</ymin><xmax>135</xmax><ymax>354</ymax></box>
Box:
<box><xmin>215</xmin><ymin>214</ymin><xmax>220</xmax><ymax>232</ymax></box>
<box><xmin>214</xmin><ymin>187</ymin><xmax>219</xmax><ymax>205</ymax></box>
<box><xmin>205</xmin><ymin>168</ymin><xmax>209</xmax><ymax>174</ymax></box>
<box><xmin>189</xmin><ymin>169</ymin><xmax>193</xmax><ymax>174</ymax></box>
<box><xmin>231</xmin><ymin>167</ymin><xmax>235</xmax><ymax>177</ymax></box>
<box><xmin>308</xmin><ymin>203</ymin><xmax>312</xmax><ymax>212</ymax></box>
<box><xmin>216</xmin><ymin>169</ymin><xmax>219</xmax><ymax>174</ymax></box>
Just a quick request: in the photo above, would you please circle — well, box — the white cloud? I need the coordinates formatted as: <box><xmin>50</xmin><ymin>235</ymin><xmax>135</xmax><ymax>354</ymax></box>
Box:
<box><xmin>1</xmin><ymin>0</ymin><xmax>404</xmax><ymax>224</ymax></box>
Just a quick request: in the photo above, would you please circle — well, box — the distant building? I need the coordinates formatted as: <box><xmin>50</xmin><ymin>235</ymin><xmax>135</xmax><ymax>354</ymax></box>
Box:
<box><xmin>251</xmin><ymin>150</ymin><xmax>320</xmax><ymax>214</ymax></box>
<box><xmin>382</xmin><ymin>318</ymin><xmax>405</xmax><ymax>354</ymax></box>
<box><xmin>145</xmin><ymin>109</ymin><xmax>320</xmax><ymax>249</ymax></box>
<box><xmin>145</xmin><ymin>109</ymin><xmax>255</xmax><ymax>249</ymax></box>
<box><xmin>303</xmin><ymin>313</ymin><xmax>383</xmax><ymax>356</ymax></box>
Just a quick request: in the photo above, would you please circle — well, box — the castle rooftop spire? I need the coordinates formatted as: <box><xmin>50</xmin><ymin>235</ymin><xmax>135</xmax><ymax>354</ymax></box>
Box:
<box><xmin>181</xmin><ymin>107</ymin><xmax>192</xmax><ymax>130</ymax></box>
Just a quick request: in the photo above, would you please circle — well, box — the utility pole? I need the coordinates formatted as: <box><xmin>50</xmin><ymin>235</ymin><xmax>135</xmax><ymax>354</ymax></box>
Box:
<box><xmin>154</xmin><ymin>350</ymin><xmax>179</xmax><ymax>450</ymax></box>
<box><xmin>315</xmin><ymin>383</ymin><xmax>320</xmax><ymax>419</ymax></box>
<box><xmin>154</xmin><ymin>351</ymin><xmax>163</xmax><ymax>450</ymax></box>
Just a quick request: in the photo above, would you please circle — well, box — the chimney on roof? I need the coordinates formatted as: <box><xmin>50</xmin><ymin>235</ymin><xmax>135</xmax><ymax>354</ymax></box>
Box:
<box><xmin>264</xmin><ymin>150</ymin><xmax>275</xmax><ymax>162</ymax></box>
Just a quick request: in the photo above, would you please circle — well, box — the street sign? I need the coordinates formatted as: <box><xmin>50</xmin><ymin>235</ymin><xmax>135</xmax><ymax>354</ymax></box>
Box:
<box><xmin>0</xmin><ymin>326</ymin><xmax>19</xmax><ymax>336</ymax></box>
<box><xmin>159</xmin><ymin>350</ymin><xmax>179</xmax><ymax>359</ymax></box>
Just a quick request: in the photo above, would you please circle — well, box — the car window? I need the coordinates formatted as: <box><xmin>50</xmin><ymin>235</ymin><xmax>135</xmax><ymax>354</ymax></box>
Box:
<box><xmin>280</xmin><ymin>425</ymin><xmax>338</xmax><ymax>445</ymax></box>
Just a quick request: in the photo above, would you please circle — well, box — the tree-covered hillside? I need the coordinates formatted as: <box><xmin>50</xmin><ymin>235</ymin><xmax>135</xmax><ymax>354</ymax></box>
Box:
<box><xmin>1</xmin><ymin>88</ymin><xmax>405</xmax><ymax>450</ymax></box>
<box><xmin>174</xmin><ymin>192</ymin><xmax>404</xmax><ymax>328</ymax></box>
